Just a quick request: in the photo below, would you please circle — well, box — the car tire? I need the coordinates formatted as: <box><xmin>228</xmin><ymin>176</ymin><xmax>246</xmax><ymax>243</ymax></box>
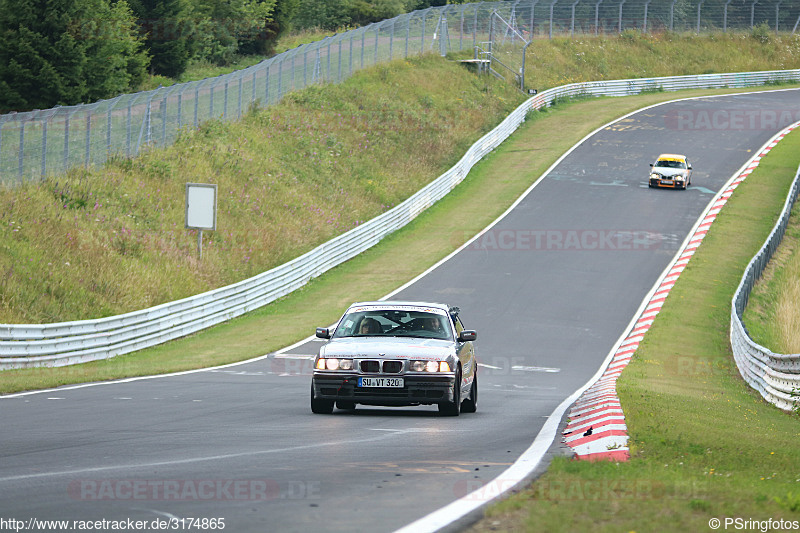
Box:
<box><xmin>336</xmin><ymin>400</ymin><xmax>356</xmax><ymax>410</ymax></box>
<box><xmin>311</xmin><ymin>383</ymin><xmax>334</xmax><ymax>414</ymax></box>
<box><xmin>460</xmin><ymin>372</ymin><xmax>477</xmax><ymax>414</ymax></box>
<box><xmin>438</xmin><ymin>368</ymin><xmax>462</xmax><ymax>417</ymax></box>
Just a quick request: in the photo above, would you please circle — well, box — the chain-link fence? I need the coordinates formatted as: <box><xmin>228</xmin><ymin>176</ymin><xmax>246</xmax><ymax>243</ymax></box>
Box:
<box><xmin>2</xmin><ymin>0</ymin><xmax>799</xmax><ymax>184</ymax></box>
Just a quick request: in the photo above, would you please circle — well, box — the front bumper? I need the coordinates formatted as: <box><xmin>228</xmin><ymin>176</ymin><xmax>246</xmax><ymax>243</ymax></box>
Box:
<box><xmin>312</xmin><ymin>373</ymin><xmax>456</xmax><ymax>406</ymax></box>
<box><xmin>649</xmin><ymin>176</ymin><xmax>686</xmax><ymax>188</ymax></box>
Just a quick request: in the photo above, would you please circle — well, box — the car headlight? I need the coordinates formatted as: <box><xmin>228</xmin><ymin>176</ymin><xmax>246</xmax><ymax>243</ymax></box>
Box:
<box><xmin>315</xmin><ymin>358</ymin><xmax>354</xmax><ymax>371</ymax></box>
<box><xmin>650</xmin><ymin>173</ymin><xmax>660</xmax><ymax>180</ymax></box>
<box><xmin>410</xmin><ymin>360</ymin><xmax>452</xmax><ymax>372</ymax></box>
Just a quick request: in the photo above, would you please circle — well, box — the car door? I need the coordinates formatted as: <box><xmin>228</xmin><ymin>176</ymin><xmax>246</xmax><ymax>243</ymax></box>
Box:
<box><xmin>452</xmin><ymin>316</ymin><xmax>476</xmax><ymax>393</ymax></box>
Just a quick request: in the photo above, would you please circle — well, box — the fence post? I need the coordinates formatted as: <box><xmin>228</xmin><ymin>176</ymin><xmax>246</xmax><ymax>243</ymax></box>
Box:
<box><xmin>41</xmin><ymin>119</ymin><xmax>47</xmax><ymax>178</ymax></box>
<box><xmin>223</xmin><ymin>80</ymin><xmax>229</xmax><ymax>120</ymax></box>
<box><xmin>238</xmin><ymin>74</ymin><xmax>243</xmax><ymax>118</ymax></box>
<box><xmin>549</xmin><ymin>0</ymin><xmax>556</xmax><ymax>39</ymax></box>
<box><xmin>361</xmin><ymin>28</ymin><xmax>366</xmax><ymax>68</ymax></box>
<box><xmin>161</xmin><ymin>95</ymin><xmax>167</xmax><ymax>146</ymax></box>
<box><xmin>265</xmin><ymin>61</ymin><xmax>271</xmax><ymax>105</ymax></box>
<box><xmin>291</xmin><ymin>50</ymin><xmax>296</xmax><ymax>91</ymax></box>
<box><xmin>390</xmin><ymin>20</ymin><xmax>395</xmax><ymax>59</ymax></box>
<box><xmin>723</xmin><ymin>0</ymin><xmax>732</xmax><ymax>32</ymax></box>
<box><xmin>338</xmin><ymin>39</ymin><xmax>343</xmax><ymax>82</ymax></box>
<box><xmin>407</xmin><ymin>13</ymin><xmax>411</xmax><ymax>57</ymax></box>
<box><xmin>618</xmin><ymin>0</ymin><xmax>625</xmax><ymax>33</ymax></box>
<box><xmin>85</xmin><ymin>111</ymin><xmax>91</xmax><ymax>168</ymax></box>
<box><xmin>278</xmin><ymin>58</ymin><xmax>283</xmax><ymax>101</ymax></box>
<box><xmin>775</xmin><ymin>1</ymin><xmax>782</xmax><ymax>34</ymax></box>
<box><xmin>64</xmin><ymin>114</ymin><xmax>71</xmax><ymax>168</ymax></box>
<box><xmin>194</xmin><ymin>82</ymin><xmax>200</xmax><ymax>128</ymax></box>
<box><xmin>594</xmin><ymin>0</ymin><xmax>602</xmax><ymax>35</ymax></box>
<box><xmin>375</xmin><ymin>25</ymin><xmax>380</xmax><ymax>64</ymax></box>
<box><xmin>18</xmin><ymin>119</ymin><xmax>25</xmax><ymax>179</ymax></box>
<box><xmin>643</xmin><ymin>0</ymin><xmax>651</xmax><ymax>33</ymax></box>
<box><xmin>210</xmin><ymin>81</ymin><xmax>215</xmax><ymax>120</ymax></box>
<box><xmin>696</xmin><ymin>0</ymin><xmax>705</xmax><ymax>33</ymax></box>
<box><xmin>571</xmin><ymin>0</ymin><xmax>579</xmax><ymax>36</ymax></box>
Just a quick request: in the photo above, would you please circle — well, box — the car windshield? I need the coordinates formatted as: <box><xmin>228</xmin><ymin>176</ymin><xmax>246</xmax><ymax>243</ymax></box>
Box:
<box><xmin>655</xmin><ymin>159</ymin><xmax>686</xmax><ymax>169</ymax></box>
<box><xmin>333</xmin><ymin>308</ymin><xmax>453</xmax><ymax>340</ymax></box>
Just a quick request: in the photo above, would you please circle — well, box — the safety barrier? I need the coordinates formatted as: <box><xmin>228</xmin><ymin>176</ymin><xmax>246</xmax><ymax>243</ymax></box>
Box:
<box><xmin>730</xmin><ymin>160</ymin><xmax>800</xmax><ymax>412</ymax></box>
<box><xmin>2</xmin><ymin>68</ymin><xmax>799</xmax><ymax>369</ymax></box>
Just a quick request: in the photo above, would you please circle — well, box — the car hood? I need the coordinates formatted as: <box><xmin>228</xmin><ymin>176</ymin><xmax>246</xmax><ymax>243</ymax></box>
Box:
<box><xmin>651</xmin><ymin>168</ymin><xmax>688</xmax><ymax>178</ymax></box>
<box><xmin>320</xmin><ymin>337</ymin><xmax>455</xmax><ymax>360</ymax></box>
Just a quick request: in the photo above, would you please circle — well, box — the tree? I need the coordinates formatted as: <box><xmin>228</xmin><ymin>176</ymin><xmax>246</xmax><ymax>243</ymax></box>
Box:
<box><xmin>128</xmin><ymin>0</ymin><xmax>191</xmax><ymax>78</ymax></box>
<box><xmin>0</xmin><ymin>0</ymin><xmax>148</xmax><ymax>111</ymax></box>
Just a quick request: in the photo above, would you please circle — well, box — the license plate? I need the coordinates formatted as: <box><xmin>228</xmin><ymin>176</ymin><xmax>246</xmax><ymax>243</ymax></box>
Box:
<box><xmin>358</xmin><ymin>377</ymin><xmax>404</xmax><ymax>388</ymax></box>
<box><xmin>660</xmin><ymin>179</ymin><xmax>673</xmax><ymax>185</ymax></box>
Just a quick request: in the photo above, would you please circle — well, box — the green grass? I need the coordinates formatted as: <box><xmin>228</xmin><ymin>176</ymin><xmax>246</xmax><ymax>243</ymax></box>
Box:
<box><xmin>518</xmin><ymin>31</ymin><xmax>800</xmax><ymax>89</ymax></box>
<box><xmin>0</xmin><ymin>55</ymin><xmax>525</xmax><ymax>324</ymax></box>
<box><xmin>1</xmin><ymin>84</ymin><xmax>798</xmax><ymax>395</ymax></box>
<box><xmin>468</xmin><ymin>126</ymin><xmax>800</xmax><ymax>533</ymax></box>
<box><xmin>136</xmin><ymin>29</ymin><xmax>337</xmax><ymax>91</ymax></box>
<box><xmin>743</xmin><ymin>186</ymin><xmax>800</xmax><ymax>355</ymax></box>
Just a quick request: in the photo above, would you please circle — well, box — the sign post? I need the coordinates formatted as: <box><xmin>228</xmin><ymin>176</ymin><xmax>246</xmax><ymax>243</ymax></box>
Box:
<box><xmin>185</xmin><ymin>183</ymin><xmax>217</xmax><ymax>259</ymax></box>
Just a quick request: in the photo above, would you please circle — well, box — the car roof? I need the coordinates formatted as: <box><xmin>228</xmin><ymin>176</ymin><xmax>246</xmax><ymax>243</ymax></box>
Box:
<box><xmin>656</xmin><ymin>153</ymin><xmax>687</xmax><ymax>161</ymax></box>
<box><xmin>346</xmin><ymin>301</ymin><xmax>452</xmax><ymax>312</ymax></box>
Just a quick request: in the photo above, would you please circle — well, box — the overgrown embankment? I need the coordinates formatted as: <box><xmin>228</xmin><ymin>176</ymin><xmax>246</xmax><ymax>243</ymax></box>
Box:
<box><xmin>1</xmin><ymin>31</ymin><xmax>799</xmax><ymax>325</ymax></box>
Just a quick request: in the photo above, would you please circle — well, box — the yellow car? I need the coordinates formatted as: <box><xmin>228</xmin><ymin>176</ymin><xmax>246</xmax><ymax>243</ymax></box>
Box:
<box><xmin>648</xmin><ymin>154</ymin><xmax>692</xmax><ymax>189</ymax></box>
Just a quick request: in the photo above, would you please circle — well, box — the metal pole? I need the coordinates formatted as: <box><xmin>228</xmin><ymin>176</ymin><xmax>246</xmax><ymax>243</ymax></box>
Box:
<box><xmin>85</xmin><ymin>111</ymin><xmax>91</xmax><ymax>168</ymax></box>
<box><xmin>697</xmin><ymin>0</ymin><xmax>705</xmax><ymax>33</ymax></box>
<box><xmin>549</xmin><ymin>0</ymin><xmax>556</xmax><ymax>39</ymax></box>
<box><xmin>41</xmin><ymin>120</ymin><xmax>47</xmax><ymax>178</ymax></box>
<box><xmin>618</xmin><ymin>0</ymin><xmax>625</xmax><ymax>33</ymax></box>
<box><xmin>18</xmin><ymin>121</ymin><xmax>24</xmax><ymax>179</ymax></box>
<box><xmin>751</xmin><ymin>1</ymin><xmax>759</xmax><ymax>29</ymax></box>
<box><xmin>724</xmin><ymin>0</ymin><xmax>733</xmax><ymax>32</ymax></box>
<box><xmin>643</xmin><ymin>0</ymin><xmax>651</xmax><ymax>33</ymax></box>
<box><xmin>775</xmin><ymin>1</ymin><xmax>782</xmax><ymax>33</ymax></box>
<box><xmin>571</xmin><ymin>0</ymin><xmax>579</xmax><ymax>36</ymax></box>
<box><xmin>671</xmin><ymin>0</ymin><xmax>677</xmax><ymax>31</ymax></box>
<box><xmin>238</xmin><ymin>75</ymin><xmax>243</xmax><ymax>118</ymax></box>
<box><xmin>595</xmin><ymin>0</ymin><xmax>603</xmax><ymax>35</ymax></box>
<box><xmin>198</xmin><ymin>229</ymin><xmax>203</xmax><ymax>259</ymax></box>
<box><xmin>65</xmin><ymin>115</ymin><xmax>71</xmax><ymax>168</ymax></box>
<box><xmin>375</xmin><ymin>25</ymin><xmax>380</xmax><ymax>64</ymax></box>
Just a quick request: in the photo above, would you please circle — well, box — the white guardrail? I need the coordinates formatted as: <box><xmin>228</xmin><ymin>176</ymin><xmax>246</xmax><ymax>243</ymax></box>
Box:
<box><xmin>731</xmin><ymin>162</ymin><xmax>800</xmax><ymax>412</ymax></box>
<box><xmin>2</xmin><ymin>69</ymin><xmax>800</xmax><ymax>370</ymax></box>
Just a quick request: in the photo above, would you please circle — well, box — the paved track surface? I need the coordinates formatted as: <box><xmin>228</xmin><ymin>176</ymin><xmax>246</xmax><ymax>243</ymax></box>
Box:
<box><xmin>3</xmin><ymin>90</ymin><xmax>799</xmax><ymax>532</ymax></box>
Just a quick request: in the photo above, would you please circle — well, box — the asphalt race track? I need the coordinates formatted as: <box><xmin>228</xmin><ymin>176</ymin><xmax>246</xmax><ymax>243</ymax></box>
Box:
<box><xmin>2</xmin><ymin>90</ymin><xmax>800</xmax><ymax>532</ymax></box>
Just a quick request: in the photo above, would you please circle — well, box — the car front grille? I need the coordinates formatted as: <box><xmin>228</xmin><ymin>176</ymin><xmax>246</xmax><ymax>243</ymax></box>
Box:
<box><xmin>359</xmin><ymin>360</ymin><xmax>403</xmax><ymax>373</ymax></box>
<box><xmin>382</xmin><ymin>361</ymin><xmax>402</xmax><ymax>373</ymax></box>
<box><xmin>360</xmin><ymin>360</ymin><xmax>380</xmax><ymax>373</ymax></box>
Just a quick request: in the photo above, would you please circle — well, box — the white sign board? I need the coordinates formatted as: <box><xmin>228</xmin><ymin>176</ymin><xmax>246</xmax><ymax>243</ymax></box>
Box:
<box><xmin>185</xmin><ymin>183</ymin><xmax>217</xmax><ymax>230</ymax></box>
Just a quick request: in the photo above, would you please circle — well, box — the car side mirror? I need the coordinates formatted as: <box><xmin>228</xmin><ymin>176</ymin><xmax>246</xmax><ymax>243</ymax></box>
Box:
<box><xmin>315</xmin><ymin>327</ymin><xmax>331</xmax><ymax>339</ymax></box>
<box><xmin>688</xmin><ymin>165</ymin><xmax>692</xmax><ymax>170</ymax></box>
<box><xmin>458</xmin><ymin>330</ymin><xmax>477</xmax><ymax>342</ymax></box>
<box><xmin>649</xmin><ymin>163</ymin><xmax>654</xmax><ymax>167</ymax></box>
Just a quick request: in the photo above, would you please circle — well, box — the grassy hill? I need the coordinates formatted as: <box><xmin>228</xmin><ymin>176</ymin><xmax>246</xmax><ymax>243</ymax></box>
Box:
<box><xmin>2</xmin><ymin>31</ymin><xmax>799</xmax><ymax>325</ymax></box>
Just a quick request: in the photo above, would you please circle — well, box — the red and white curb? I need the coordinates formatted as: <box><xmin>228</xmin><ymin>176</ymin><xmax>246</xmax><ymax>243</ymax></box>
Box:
<box><xmin>563</xmin><ymin>121</ymin><xmax>800</xmax><ymax>462</ymax></box>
